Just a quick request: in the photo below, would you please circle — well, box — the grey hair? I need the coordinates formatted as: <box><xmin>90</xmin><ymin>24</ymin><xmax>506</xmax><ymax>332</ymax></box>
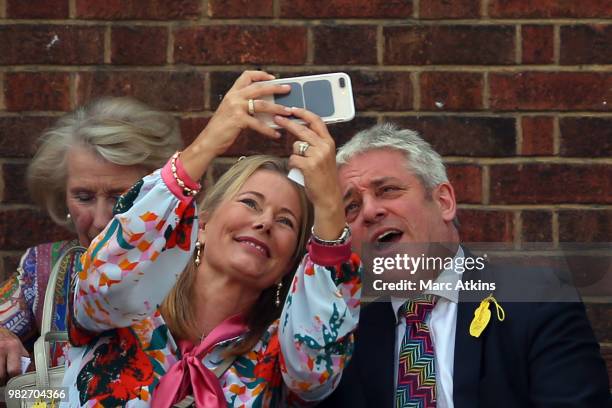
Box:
<box><xmin>336</xmin><ymin>123</ymin><xmax>448</xmax><ymax>193</ymax></box>
<box><xmin>27</xmin><ymin>97</ymin><xmax>182</xmax><ymax>229</ymax></box>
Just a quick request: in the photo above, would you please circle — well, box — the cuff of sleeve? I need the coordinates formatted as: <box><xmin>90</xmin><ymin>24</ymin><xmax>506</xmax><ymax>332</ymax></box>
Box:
<box><xmin>307</xmin><ymin>239</ymin><xmax>352</xmax><ymax>266</ymax></box>
<box><xmin>161</xmin><ymin>155</ymin><xmax>201</xmax><ymax>203</ymax></box>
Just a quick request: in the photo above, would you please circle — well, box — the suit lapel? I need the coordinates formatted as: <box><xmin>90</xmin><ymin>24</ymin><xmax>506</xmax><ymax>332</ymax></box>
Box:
<box><xmin>357</xmin><ymin>301</ymin><xmax>396</xmax><ymax>408</ymax></box>
<box><xmin>453</xmin><ymin>250</ymin><xmax>487</xmax><ymax>408</ymax></box>
<box><xmin>453</xmin><ymin>297</ymin><xmax>483</xmax><ymax>408</ymax></box>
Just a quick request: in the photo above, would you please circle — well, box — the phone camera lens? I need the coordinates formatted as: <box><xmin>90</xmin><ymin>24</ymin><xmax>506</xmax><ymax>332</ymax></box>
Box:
<box><xmin>339</xmin><ymin>77</ymin><xmax>346</xmax><ymax>88</ymax></box>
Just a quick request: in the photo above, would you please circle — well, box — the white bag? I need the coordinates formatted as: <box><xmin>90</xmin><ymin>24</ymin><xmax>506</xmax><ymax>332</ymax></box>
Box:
<box><xmin>3</xmin><ymin>246</ymin><xmax>85</xmax><ymax>407</ymax></box>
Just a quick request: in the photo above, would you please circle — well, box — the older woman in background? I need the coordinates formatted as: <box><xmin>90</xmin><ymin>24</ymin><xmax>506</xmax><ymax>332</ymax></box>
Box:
<box><xmin>0</xmin><ymin>97</ymin><xmax>181</xmax><ymax>383</ymax></box>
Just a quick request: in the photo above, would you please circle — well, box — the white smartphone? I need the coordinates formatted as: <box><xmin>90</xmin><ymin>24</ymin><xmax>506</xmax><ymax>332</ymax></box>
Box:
<box><xmin>255</xmin><ymin>72</ymin><xmax>355</xmax><ymax>129</ymax></box>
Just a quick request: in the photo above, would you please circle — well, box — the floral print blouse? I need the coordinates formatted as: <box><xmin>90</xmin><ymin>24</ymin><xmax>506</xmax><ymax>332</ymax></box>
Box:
<box><xmin>62</xmin><ymin>160</ymin><xmax>362</xmax><ymax>407</ymax></box>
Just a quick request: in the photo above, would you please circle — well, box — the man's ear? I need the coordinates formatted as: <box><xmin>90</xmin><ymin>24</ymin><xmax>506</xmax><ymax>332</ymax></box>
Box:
<box><xmin>433</xmin><ymin>182</ymin><xmax>457</xmax><ymax>223</ymax></box>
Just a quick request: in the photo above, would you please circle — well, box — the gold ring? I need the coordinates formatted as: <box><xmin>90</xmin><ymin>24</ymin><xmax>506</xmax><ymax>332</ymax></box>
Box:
<box><xmin>298</xmin><ymin>142</ymin><xmax>310</xmax><ymax>157</ymax></box>
<box><xmin>247</xmin><ymin>99</ymin><xmax>255</xmax><ymax>115</ymax></box>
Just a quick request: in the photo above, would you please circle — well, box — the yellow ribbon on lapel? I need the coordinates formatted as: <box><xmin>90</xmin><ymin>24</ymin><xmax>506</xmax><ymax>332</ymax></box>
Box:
<box><xmin>470</xmin><ymin>294</ymin><xmax>505</xmax><ymax>338</ymax></box>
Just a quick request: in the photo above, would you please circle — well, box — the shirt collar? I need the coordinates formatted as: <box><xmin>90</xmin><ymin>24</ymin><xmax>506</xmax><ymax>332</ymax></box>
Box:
<box><xmin>391</xmin><ymin>245</ymin><xmax>464</xmax><ymax>323</ymax></box>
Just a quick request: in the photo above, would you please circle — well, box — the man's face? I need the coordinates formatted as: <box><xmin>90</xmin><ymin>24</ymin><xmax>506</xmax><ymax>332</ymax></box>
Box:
<box><xmin>339</xmin><ymin>149</ymin><xmax>457</xmax><ymax>256</ymax></box>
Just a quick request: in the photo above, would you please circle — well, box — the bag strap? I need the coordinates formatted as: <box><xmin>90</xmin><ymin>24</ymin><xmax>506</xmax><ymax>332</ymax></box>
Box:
<box><xmin>35</xmin><ymin>245</ymin><xmax>85</xmax><ymax>386</ymax></box>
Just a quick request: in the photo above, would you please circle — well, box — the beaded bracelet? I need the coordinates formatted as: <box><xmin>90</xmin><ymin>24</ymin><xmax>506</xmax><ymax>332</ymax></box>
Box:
<box><xmin>170</xmin><ymin>151</ymin><xmax>200</xmax><ymax>197</ymax></box>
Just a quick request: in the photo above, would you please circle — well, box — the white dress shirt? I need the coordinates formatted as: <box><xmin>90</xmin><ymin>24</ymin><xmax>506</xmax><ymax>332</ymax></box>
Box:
<box><xmin>391</xmin><ymin>246</ymin><xmax>464</xmax><ymax>408</ymax></box>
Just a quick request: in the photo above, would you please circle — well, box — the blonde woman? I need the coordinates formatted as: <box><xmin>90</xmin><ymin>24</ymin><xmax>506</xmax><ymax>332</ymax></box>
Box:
<box><xmin>0</xmin><ymin>97</ymin><xmax>181</xmax><ymax>384</ymax></box>
<box><xmin>63</xmin><ymin>71</ymin><xmax>362</xmax><ymax>406</ymax></box>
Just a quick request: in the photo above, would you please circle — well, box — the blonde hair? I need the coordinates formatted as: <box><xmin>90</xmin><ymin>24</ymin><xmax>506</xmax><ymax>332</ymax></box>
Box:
<box><xmin>27</xmin><ymin>97</ymin><xmax>182</xmax><ymax>228</ymax></box>
<box><xmin>161</xmin><ymin>156</ymin><xmax>313</xmax><ymax>353</ymax></box>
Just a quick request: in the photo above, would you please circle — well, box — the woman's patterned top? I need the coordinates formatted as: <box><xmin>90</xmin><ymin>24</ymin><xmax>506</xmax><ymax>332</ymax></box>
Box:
<box><xmin>0</xmin><ymin>239</ymin><xmax>79</xmax><ymax>365</ymax></box>
<box><xmin>62</xmin><ymin>161</ymin><xmax>362</xmax><ymax>407</ymax></box>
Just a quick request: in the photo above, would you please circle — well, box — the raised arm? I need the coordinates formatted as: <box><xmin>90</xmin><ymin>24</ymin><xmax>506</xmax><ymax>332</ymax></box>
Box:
<box><xmin>279</xmin><ymin>243</ymin><xmax>361</xmax><ymax>402</ymax></box>
<box><xmin>274</xmin><ymin>108</ymin><xmax>362</xmax><ymax>401</ymax></box>
<box><xmin>73</xmin><ymin>70</ymin><xmax>293</xmax><ymax>333</ymax></box>
<box><xmin>73</xmin><ymin>166</ymin><xmax>199</xmax><ymax>331</ymax></box>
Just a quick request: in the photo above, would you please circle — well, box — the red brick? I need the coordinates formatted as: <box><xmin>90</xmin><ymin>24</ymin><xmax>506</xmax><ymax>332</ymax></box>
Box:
<box><xmin>1</xmin><ymin>163</ymin><xmax>31</xmax><ymax>204</ymax></box>
<box><xmin>174</xmin><ymin>26</ymin><xmax>307</xmax><ymax>65</ymax></box>
<box><xmin>5</xmin><ymin>72</ymin><xmax>71</xmax><ymax>112</ymax></box>
<box><xmin>522</xmin><ymin>25</ymin><xmax>554</xmax><ymax>64</ymax></box>
<box><xmin>6</xmin><ymin>0</ymin><xmax>69</xmax><ymax>18</ymax></box>
<box><xmin>490</xmin><ymin>164</ymin><xmax>612</xmax><ymax>204</ymax></box>
<box><xmin>210</xmin><ymin>161</ymin><xmax>236</xmax><ymax>184</ymax></box>
<box><xmin>0</xmin><ymin>25</ymin><xmax>104</xmax><ymax>65</ymax></box>
<box><xmin>384</xmin><ymin>26</ymin><xmax>514</xmax><ymax>65</ymax></box>
<box><xmin>0</xmin><ymin>116</ymin><xmax>55</xmax><ymax>157</ymax></box>
<box><xmin>585</xmin><ymin>303</ymin><xmax>612</xmax><ymax>343</ymax></box>
<box><xmin>76</xmin><ymin>71</ymin><xmax>204</xmax><ymax>111</ymax></box>
<box><xmin>223</xmin><ymin>131</ymin><xmax>294</xmax><ymax>157</ymax></box>
<box><xmin>75</xmin><ymin>0</ymin><xmax>201</xmax><ymax>20</ymax></box>
<box><xmin>280</xmin><ymin>0</ymin><xmax>412</xmax><ymax>18</ymax></box>
<box><xmin>350</xmin><ymin>71</ymin><xmax>413</xmax><ymax>111</ymax></box>
<box><xmin>111</xmin><ymin>26</ymin><xmax>167</xmax><ymax>65</ymax></box>
<box><xmin>209</xmin><ymin>71</ymin><xmax>244</xmax><ymax>110</ymax></box>
<box><xmin>210</xmin><ymin>71</ymin><xmax>413</xmax><ymax>112</ymax></box>
<box><xmin>561</xmin><ymin>25</ymin><xmax>612</xmax><ymax>65</ymax></box>
<box><xmin>180</xmin><ymin>107</ymin><xmax>376</xmax><ymax>158</ymax></box>
<box><xmin>313</xmin><ymin>26</ymin><xmax>377</xmax><ymax>65</ymax></box>
<box><xmin>208</xmin><ymin>0</ymin><xmax>273</xmax><ymax>18</ymax></box>
<box><xmin>420</xmin><ymin>72</ymin><xmax>483</xmax><ymax>111</ymax></box>
<box><xmin>223</xmin><ymin>116</ymin><xmax>377</xmax><ymax>158</ymax></box>
<box><xmin>0</xmin><ymin>209</ymin><xmax>72</xmax><ymax>250</ymax></box>
<box><xmin>521</xmin><ymin>210</ymin><xmax>552</xmax><ymax>242</ymax></box>
<box><xmin>559</xmin><ymin>210</ymin><xmax>612</xmax><ymax>243</ymax></box>
<box><xmin>388</xmin><ymin>116</ymin><xmax>516</xmax><ymax>157</ymax></box>
<box><xmin>419</xmin><ymin>0</ymin><xmax>480</xmax><ymax>19</ymax></box>
<box><xmin>457</xmin><ymin>209</ymin><xmax>514</xmax><ymax>242</ymax></box>
<box><xmin>521</xmin><ymin>116</ymin><xmax>554</xmax><ymax>156</ymax></box>
<box><xmin>489</xmin><ymin>0</ymin><xmax>612</xmax><ymax>18</ymax></box>
<box><xmin>490</xmin><ymin>72</ymin><xmax>612</xmax><ymax>111</ymax></box>
<box><xmin>447</xmin><ymin>164</ymin><xmax>482</xmax><ymax>204</ymax></box>
<box><xmin>179</xmin><ymin>117</ymin><xmax>210</xmax><ymax>147</ymax></box>
<box><xmin>560</xmin><ymin>117</ymin><xmax>612</xmax><ymax>158</ymax></box>
<box><xmin>325</xmin><ymin>116</ymin><xmax>379</xmax><ymax>147</ymax></box>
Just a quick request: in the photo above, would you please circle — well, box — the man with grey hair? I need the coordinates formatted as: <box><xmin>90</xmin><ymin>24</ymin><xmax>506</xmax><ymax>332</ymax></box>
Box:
<box><xmin>320</xmin><ymin>123</ymin><xmax>610</xmax><ymax>407</ymax></box>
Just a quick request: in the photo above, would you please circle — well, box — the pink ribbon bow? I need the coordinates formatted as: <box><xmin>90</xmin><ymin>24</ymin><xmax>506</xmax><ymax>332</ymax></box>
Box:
<box><xmin>152</xmin><ymin>314</ymin><xmax>247</xmax><ymax>408</ymax></box>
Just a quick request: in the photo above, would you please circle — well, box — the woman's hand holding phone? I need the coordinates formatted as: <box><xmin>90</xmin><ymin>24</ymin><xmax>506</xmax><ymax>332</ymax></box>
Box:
<box><xmin>274</xmin><ymin>109</ymin><xmax>346</xmax><ymax>242</ymax></box>
<box><xmin>180</xmin><ymin>70</ymin><xmax>292</xmax><ymax>182</ymax></box>
<box><xmin>255</xmin><ymin>72</ymin><xmax>355</xmax><ymax>129</ymax></box>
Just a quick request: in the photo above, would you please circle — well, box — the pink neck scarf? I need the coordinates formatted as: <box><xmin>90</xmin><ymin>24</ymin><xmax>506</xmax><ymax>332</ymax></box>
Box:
<box><xmin>152</xmin><ymin>314</ymin><xmax>248</xmax><ymax>408</ymax></box>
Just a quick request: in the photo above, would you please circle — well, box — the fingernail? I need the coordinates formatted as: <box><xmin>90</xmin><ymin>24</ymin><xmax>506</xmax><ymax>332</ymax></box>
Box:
<box><xmin>274</xmin><ymin>115</ymin><xmax>284</xmax><ymax>121</ymax></box>
<box><xmin>284</xmin><ymin>107</ymin><xmax>292</xmax><ymax>113</ymax></box>
<box><xmin>274</xmin><ymin>131</ymin><xmax>281</xmax><ymax>137</ymax></box>
<box><xmin>282</xmin><ymin>84</ymin><xmax>291</xmax><ymax>89</ymax></box>
<box><xmin>290</xmin><ymin>106</ymin><xmax>299</xmax><ymax>111</ymax></box>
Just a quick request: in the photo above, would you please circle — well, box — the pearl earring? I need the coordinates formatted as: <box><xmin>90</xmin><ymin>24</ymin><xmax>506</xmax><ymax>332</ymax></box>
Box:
<box><xmin>194</xmin><ymin>241</ymin><xmax>202</xmax><ymax>267</ymax></box>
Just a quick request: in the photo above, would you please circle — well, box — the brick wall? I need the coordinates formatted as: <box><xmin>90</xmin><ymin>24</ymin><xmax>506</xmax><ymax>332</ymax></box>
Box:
<box><xmin>0</xmin><ymin>0</ymin><xmax>610</xmax><ymax>384</ymax></box>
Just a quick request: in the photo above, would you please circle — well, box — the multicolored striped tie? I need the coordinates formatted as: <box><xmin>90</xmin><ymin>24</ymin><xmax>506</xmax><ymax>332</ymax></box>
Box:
<box><xmin>396</xmin><ymin>295</ymin><xmax>437</xmax><ymax>408</ymax></box>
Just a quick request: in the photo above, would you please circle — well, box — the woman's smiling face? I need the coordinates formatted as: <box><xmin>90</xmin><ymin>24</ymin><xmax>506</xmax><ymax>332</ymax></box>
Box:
<box><xmin>201</xmin><ymin>169</ymin><xmax>303</xmax><ymax>289</ymax></box>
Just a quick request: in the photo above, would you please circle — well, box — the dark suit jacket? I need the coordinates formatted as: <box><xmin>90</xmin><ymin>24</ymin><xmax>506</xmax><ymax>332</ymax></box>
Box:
<box><xmin>319</xmin><ymin>256</ymin><xmax>611</xmax><ymax>408</ymax></box>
